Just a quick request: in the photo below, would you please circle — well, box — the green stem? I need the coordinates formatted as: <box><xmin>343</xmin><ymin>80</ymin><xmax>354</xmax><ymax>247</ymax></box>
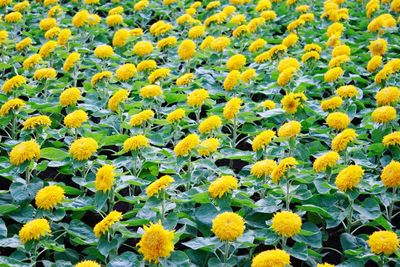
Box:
<box><xmin>223</xmin><ymin>241</ymin><xmax>230</xmax><ymax>264</ymax></box>
<box><xmin>388</xmin><ymin>187</ymin><xmax>397</xmax><ymax>221</ymax></box>
<box><xmin>285</xmin><ymin>181</ymin><xmax>291</xmax><ymax>210</ymax></box>
<box><xmin>25</xmin><ymin>164</ymin><xmax>31</xmax><ymax>184</ymax></box>
<box><xmin>231</xmin><ymin>116</ymin><xmax>238</xmax><ymax>148</ymax></box>
<box><xmin>161</xmin><ymin>190</ymin><xmax>166</xmax><ymax>220</ymax></box>
<box><xmin>186</xmin><ymin>154</ymin><xmax>192</xmax><ymax>191</ymax></box>
<box><xmin>346</xmin><ymin>197</ymin><xmax>354</xmax><ymax>233</ymax></box>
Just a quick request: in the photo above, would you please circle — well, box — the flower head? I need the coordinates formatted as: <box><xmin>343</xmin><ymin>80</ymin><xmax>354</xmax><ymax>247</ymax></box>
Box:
<box><xmin>375</xmin><ymin>87</ymin><xmax>400</xmax><ymax>106</ymax></box>
<box><xmin>174</xmin><ymin>133</ymin><xmax>200</xmax><ymax>156</ymax></box>
<box><xmin>251</xmin><ymin>249</ymin><xmax>290</xmax><ymax>267</ymax></box>
<box><xmin>60</xmin><ymin>87</ymin><xmax>81</xmax><ymax>106</ymax></box>
<box><xmin>227</xmin><ymin>54</ymin><xmax>246</xmax><ymax>70</ymax></box>
<box><xmin>223</xmin><ymin>97</ymin><xmax>242</xmax><ymax>120</ymax></box>
<box><xmin>130</xmin><ymin>110</ymin><xmax>154</xmax><ymax>126</ymax></box>
<box><xmin>198</xmin><ymin>138</ymin><xmax>219</xmax><ymax>156</ymax></box>
<box><xmin>64</xmin><ymin>110</ymin><xmax>88</xmax><ymax>128</ymax></box>
<box><xmin>10</xmin><ymin>140</ymin><xmax>40</xmax><ymax>165</ymax></box>
<box><xmin>272</xmin><ymin>211</ymin><xmax>302</xmax><ymax>237</ymax></box>
<box><xmin>75</xmin><ymin>261</ymin><xmax>101</xmax><ymax>267</ymax></box>
<box><xmin>19</xmin><ymin>218</ymin><xmax>51</xmax><ymax>244</ymax></box>
<box><xmin>381</xmin><ymin>160</ymin><xmax>400</xmax><ymax>187</ymax></box>
<box><xmin>124</xmin><ymin>135</ymin><xmax>149</xmax><ymax>151</ymax></box>
<box><xmin>133</xmin><ymin>41</ymin><xmax>153</xmax><ymax>56</ymax></box>
<box><xmin>140</xmin><ymin>85</ymin><xmax>163</xmax><ymax>98</ymax></box>
<box><xmin>383</xmin><ymin>131</ymin><xmax>400</xmax><ymax>147</ymax></box>
<box><xmin>208</xmin><ymin>175</ymin><xmax>238</xmax><ymax>198</ymax></box>
<box><xmin>187</xmin><ymin>89</ymin><xmax>209</xmax><ymax>107</ymax></box>
<box><xmin>96</xmin><ymin>164</ymin><xmax>115</xmax><ymax>192</ymax></box>
<box><xmin>146</xmin><ymin>175</ymin><xmax>175</xmax><ymax>197</ymax></box>
<box><xmin>271</xmin><ymin>157</ymin><xmax>298</xmax><ymax>183</ymax></box>
<box><xmin>0</xmin><ymin>98</ymin><xmax>25</xmax><ymax>116</ymax></box>
<box><xmin>166</xmin><ymin>108</ymin><xmax>185</xmax><ymax>123</ymax></box>
<box><xmin>137</xmin><ymin>222</ymin><xmax>174</xmax><ymax>263</ymax></box>
<box><xmin>321</xmin><ymin>96</ymin><xmax>343</xmax><ymax>111</ymax></box>
<box><xmin>371</xmin><ymin>106</ymin><xmax>397</xmax><ymax>123</ymax></box>
<box><xmin>93</xmin><ymin>210</ymin><xmax>123</xmax><ymax>237</ymax></box>
<box><xmin>326</xmin><ymin>112</ymin><xmax>350</xmax><ymax>130</ymax></box>
<box><xmin>278</xmin><ymin>121</ymin><xmax>301</xmax><ymax>138</ymax></box>
<box><xmin>324</xmin><ymin>67</ymin><xmax>344</xmax><ymax>82</ymax></box>
<box><xmin>69</xmin><ymin>137</ymin><xmax>98</xmax><ymax>161</ymax></box>
<box><xmin>23</xmin><ymin>115</ymin><xmax>51</xmax><ymax>130</ymax></box>
<box><xmin>116</xmin><ymin>64</ymin><xmax>136</xmax><ymax>81</ymax></box>
<box><xmin>176</xmin><ymin>73</ymin><xmax>194</xmax><ymax>86</ymax></box>
<box><xmin>94</xmin><ymin>45</ymin><xmax>114</xmax><ymax>58</ymax></box>
<box><xmin>108</xmin><ymin>89</ymin><xmax>129</xmax><ymax>111</ymax></box>
<box><xmin>335</xmin><ymin>165</ymin><xmax>364</xmax><ymax>191</ymax></box>
<box><xmin>113</xmin><ymin>29</ymin><xmax>130</xmax><ymax>47</ymax></box>
<box><xmin>368</xmin><ymin>230</ymin><xmax>399</xmax><ymax>255</ymax></box>
<box><xmin>332</xmin><ymin>128</ymin><xmax>357</xmax><ymax>152</ymax></box>
<box><xmin>178</xmin><ymin>39</ymin><xmax>196</xmax><ymax>60</ymax></box>
<box><xmin>211</xmin><ymin>212</ymin><xmax>245</xmax><ymax>241</ymax></box>
<box><xmin>199</xmin><ymin>115</ymin><xmax>222</xmax><ymax>134</ymax></box>
<box><xmin>34</xmin><ymin>68</ymin><xmax>57</xmax><ymax>80</ymax></box>
<box><xmin>223</xmin><ymin>70</ymin><xmax>240</xmax><ymax>91</ymax></box>
<box><xmin>336</xmin><ymin>85</ymin><xmax>358</xmax><ymax>98</ymax></box>
<box><xmin>2</xmin><ymin>75</ymin><xmax>26</xmax><ymax>93</ymax></box>
<box><xmin>63</xmin><ymin>52</ymin><xmax>80</xmax><ymax>72</ymax></box>
<box><xmin>252</xmin><ymin>130</ymin><xmax>276</xmax><ymax>151</ymax></box>
<box><xmin>251</xmin><ymin>159</ymin><xmax>277</xmax><ymax>178</ymax></box>
<box><xmin>35</xmin><ymin>185</ymin><xmax>65</xmax><ymax>210</ymax></box>
<box><xmin>313</xmin><ymin>151</ymin><xmax>340</xmax><ymax>172</ymax></box>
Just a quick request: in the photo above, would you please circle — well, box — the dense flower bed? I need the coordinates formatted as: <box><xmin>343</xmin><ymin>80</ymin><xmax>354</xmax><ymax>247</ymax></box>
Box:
<box><xmin>0</xmin><ymin>0</ymin><xmax>400</xmax><ymax>266</ymax></box>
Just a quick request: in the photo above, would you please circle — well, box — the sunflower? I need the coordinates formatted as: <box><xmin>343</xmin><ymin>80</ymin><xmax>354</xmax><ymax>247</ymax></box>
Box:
<box><xmin>380</xmin><ymin>160</ymin><xmax>400</xmax><ymax>187</ymax></box>
<box><xmin>251</xmin><ymin>249</ymin><xmax>291</xmax><ymax>267</ymax></box>
<box><xmin>335</xmin><ymin>165</ymin><xmax>364</xmax><ymax>191</ymax></box>
<box><xmin>95</xmin><ymin>164</ymin><xmax>115</xmax><ymax>192</ymax></box>
<box><xmin>69</xmin><ymin>137</ymin><xmax>98</xmax><ymax>161</ymax></box>
<box><xmin>93</xmin><ymin>210</ymin><xmax>123</xmax><ymax>237</ymax></box>
<box><xmin>367</xmin><ymin>230</ymin><xmax>399</xmax><ymax>255</ymax></box>
<box><xmin>271</xmin><ymin>211</ymin><xmax>302</xmax><ymax>237</ymax></box>
<box><xmin>211</xmin><ymin>212</ymin><xmax>245</xmax><ymax>241</ymax></box>
<box><xmin>146</xmin><ymin>175</ymin><xmax>175</xmax><ymax>197</ymax></box>
<box><xmin>10</xmin><ymin>140</ymin><xmax>40</xmax><ymax>165</ymax></box>
<box><xmin>208</xmin><ymin>175</ymin><xmax>238</xmax><ymax>198</ymax></box>
<box><xmin>19</xmin><ymin>218</ymin><xmax>51</xmax><ymax>244</ymax></box>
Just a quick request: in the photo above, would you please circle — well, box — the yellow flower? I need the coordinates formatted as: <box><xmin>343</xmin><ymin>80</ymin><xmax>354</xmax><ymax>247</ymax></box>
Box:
<box><xmin>223</xmin><ymin>70</ymin><xmax>240</xmax><ymax>91</ymax></box>
<box><xmin>106</xmin><ymin>14</ymin><xmax>123</xmax><ymax>26</ymax></box>
<box><xmin>278</xmin><ymin>58</ymin><xmax>300</xmax><ymax>73</ymax></box>
<box><xmin>383</xmin><ymin>131</ymin><xmax>400</xmax><ymax>147</ymax></box>
<box><xmin>287</xmin><ymin>18</ymin><xmax>305</xmax><ymax>32</ymax></box>
<box><xmin>72</xmin><ymin>10</ymin><xmax>89</xmax><ymax>27</ymax></box>
<box><xmin>368</xmin><ymin>230</ymin><xmax>399</xmax><ymax>255</ymax></box>
<box><xmin>93</xmin><ymin>210</ymin><xmax>123</xmax><ymax>238</ymax></box>
<box><xmin>326</xmin><ymin>112</ymin><xmax>350</xmax><ymax>130</ymax></box>
<box><xmin>206</xmin><ymin>1</ymin><xmax>220</xmax><ymax>10</ymax></box>
<box><xmin>381</xmin><ymin>160</ymin><xmax>400</xmax><ymax>187</ymax></box>
<box><xmin>75</xmin><ymin>260</ymin><xmax>101</xmax><ymax>267</ymax></box>
<box><xmin>278</xmin><ymin>121</ymin><xmax>301</xmax><ymax>138</ymax></box>
<box><xmin>34</xmin><ymin>68</ymin><xmax>57</xmax><ymax>80</ymax></box>
<box><xmin>321</xmin><ymin>96</ymin><xmax>343</xmax><ymax>111</ymax></box>
<box><xmin>35</xmin><ymin>185</ymin><xmax>65</xmax><ymax>210</ymax></box>
<box><xmin>137</xmin><ymin>60</ymin><xmax>157</xmax><ymax>72</ymax></box>
<box><xmin>240</xmin><ymin>69</ymin><xmax>256</xmax><ymax>83</ymax></box>
<box><xmin>252</xmin><ymin>130</ymin><xmax>276</xmax><ymax>151</ymax></box>
<box><xmin>332</xmin><ymin>45</ymin><xmax>350</xmax><ymax>57</ymax></box>
<box><xmin>23</xmin><ymin>115</ymin><xmax>51</xmax><ymax>130</ymax></box>
<box><xmin>178</xmin><ymin>39</ymin><xmax>196</xmax><ymax>60</ymax></box>
<box><xmin>134</xmin><ymin>0</ymin><xmax>148</xmax><ymax>10</ymax></box>
<box><xmin>94</xmin><ymin>45</ymin><xmax>114</xmax><ymax>59</ymax></box>
<box><xmin>212</xmin><ymin>212</ymin><xmax>245</xmax><ymax>241</ymax></box>
<box><xmin>261</xmin><ymin>10</ymin><xmax>277</xmax><ymax>21</ymax></box>
<box><xmin>223</xmin><ymin>97</ymin><xmax>242</xmax><ymax>120</ymax></box>
<box><xmin>375</xmin><ymin>87</ymin><xmax>400</xmax><ymax>106</ymax></box>
<box><xmin>332</xmin><ymin>128</ymin><xmax>357</xmax><ymax>151</ymax></box>
<box><xmin>133</xmin><ymin>41</ymin><xmax>153</xmax><ymax>56</ymax></box>
<box><xmin>328</xmin><ymin>55</ymin><xmax>350</xmax><ymax>68</ymax></box>
<box><xmin>230</xmin><ymin>14</ymin><xmax>246</xmax><ymax>24</ymax></box>
<box><xmin>109</xmin><ymin>6</ymin><xmax>124</xmax><ymax>15</ymax></box>
<box><xmin>369</xmin><ymin>38</ymin><xmax>387</xmax><ymax>56</ymax></box>
<box><xmin>95</xmin><ymin>164</ymin><xmax>115</xmax><ymax>192</ymax></box>
<box><xmin>281</xmin><ymin>93</ymin><xmax>302</xmax><ymax>114</ymax></box>
<box><xmin>48</xmin><ymin>5</ymin><xmax>63</xmax><ymax>18</ymax></box>
<box><xmin>371</xmin><ymin>106</ymin><xmax>397</xmax><ymax>123</ymax></box>
<box><xmin>262</xmin><ymin>100</ymin><xmax>276</xmax><ymax>110</ymax></box>
<box><xmin>302</xmin><ymin>51</ymin><xmax>320</xmax><ymax>62</ymax></box>
<box><xmin>23</xmin><ymin>54</ymin><xmax>42</xmax><ymax>69</ymax></box>
<box><xmin>336</xmin><ymin>85</ymin><xmax>358</xmax><ymax>98</ymax></box>
<box><xmin>137</xmin><ymin>222</ymin><xmax>174</xmax><ymax>263</ymax></box>
<box><xmin>335</xmin><ymin>165</ymin><xmax>364</xmax><ymax>191</ymax></box>
<box><xmin>0</xmin><ymin>98</ymin><xmax>25</xmax><ymax>116</ymax></box>
<box><xmin>187</xmin><ymin>89</ymin><xmax>209</xmax><ymax>107</ymax></box>
<box><xmin>130</xmin><ymin>110</ymin><xmax>154</xmax><ymax>126</ymax></box>
<box><xmin>317</xmin><ymin>263</ymin><xmax>335</xmax><ymax>267</ymax></box>
<box><xmin>116</xmin><ymin>64</ymin><xmax>136</xmax><ymax>81</ymax></box>
<box><xmin>277</xmin><ymin>67</ymin><xmax>296</xmax><ymax>86</ymax></box>
<box><xmin>113</xmin><ymin>28</ymin><xmax>129</xmax><ymax>47</ymax></box>
<box><xmin>200</xmin><ymin>36</ymin><xmax>215</xmax><ymax>50</ymax></box>
<box><xmin>146</xmin><ymin>175</ymin><xmax>175</xmax><ymax>197</ymax></box>
<box><xmin>271</xmin><ymin>157</ymin><xmax>298</xmax><ymax>183</ymax></box>
<box><xmin>208</xmin><ymin>175</ymin><xmax>238</xmax><ymax>198</ymax></box>
<box><xmin>19</xmin><ymin>218</ymin><xmax>51</xmax><ymax>244</ymax></box>
<box><xmin>2</xmin><ymin>75</ymin><xmax>26</xmax><ymax>93</ymax></box>
<box><xmin>248</xmin><ymin>17</ymin><xmax>265</xmax><ymax>33</ymax></box>
<box><xmin>10</xmin><ymin>140</ymin><xmax>40</xmax><ymax>165</ymax></box>
<box><xmin>166</xmin><ymin>108</ymin><xmax>185</xmax><ymax>123</ymax></box>
<box><xmin>84</xmin><ymin>0</ymin><xmax>99</xmax><ymax>4</ymax></box>
<box><xmin>149</xmin><ymin>20</ymin><xmax>173</xmax><ymax>36</ymax></box>
<box><xmin>188</xmin><ymin>25</ymin><xmax>205</xmax><ymax>39</ymax></box>
<box><xmin>251</xmin><ymin>249</ymin><xmax>290</xmax><ymax>267</ymax></box>
<box><xmin>233</xmin><ymin>24</ymin><xmax>248</xmax><ymax>37</ymax></box>
<box><xmin>5</xmin><ymin>11</ymin><xmax>23</xmax><ymax>23</ymax></box>
<box><xmin>140</xmin><ymin>85</ymin><xmax>163</xmax><ymax>98</ymax></box>
<box><xmin>107</xmin><ymin>90</ymin><xmax>129</xmax><ymax>112</ymax></box>
<box><xmin>123</xmin><ymin>135</ymin><xmax>149</xmax><ymax>151</ymax></box>
<box><xmin>199</xmin><ymin>115</ymin><xmax>222</xmax><ymax>134</ymax></box>
<box><xmin>14</xmin><ymin>1</ymin><xmax>29</xmax><ymax>11</ymax></box>
<box><xmin>313</xmin><ymin>151</ymin><xmax>340</xmax><ymax>172</ymax></box>
<box><xmin>210</xmin><ymin>36</ymin><xmax>230</xmax><ymax>52</ymax></box>
<box><xmin>367</xmin><ymin>56</ymin><xmax>382</xmax><ymax>72</ymax></box>
<box><xmin>272</xmin><ymin>211</ymin><xmax>302</xmax><ymax>237</ymax></box>
<box><xmin>0</xmin><ymin>30</ymin><xmax>8</xmax><ymax>44</ymax></box>
<box><xmin>60</xmin><ymin>87</ymin><xmax>81</xmax><ymax>106</ymax></box>
<box><xmin>174</xmin><ymin>133</ymin><xmax>200</xmax><ymax>156</ymax></box>
<box><xmin>88</xmin><ymin>14</ymin><xmax>101</xmax><ymax>26</ymax></box>
<box><xmin>63</xmin><ymin>52</ymin><xmax>80</xmax><ymax>72</ymax></box>
<box><xmin>249</xmin><ymin>39</ymin><xmax>267</xmax><ymax>52</ymax></box>
<box><xmin>69</xmin><ymin>137</ymin><xmax>98</xmax><ymax>161</ymax></box>
<box><xmin>91</xmin><ymin>71</ymin><xmax>113</xmax><ymax>85</ymax></box>
<box><xmin>251</xmin><ymin>159</ymin><xmax>277</xmax><ymax>178</ymax></box>
<box><xmin>176</xmin><ymin>73</ymin><xmax>194</xmax><ymax>86</ymax></box>
<box><xmin>282</xmin><ymin>33</ymin><xmax>298</xmax><ymax>48</ymax></box>
<box><xmin>39</xmin><ymin>40</ymin><xmax>57</xmax><ymax>58</ymax></box>
<box><xmin>198</xmin><ymin>138</ymin><xmax>219</xmax><ymax>156</ymax></box>
<box><xmin>157</xmin><ymin>36</ymin><xmax>177</xmax><ymax>49</ymax></box>
<box><xmin>16</xmin><ymin>37</ymin><xmax>32</xmax><ymax>51</ymax></box>
<box><xmin>148</xmin><ymin>68</ymin><xmax>170</xmax><ymax>84</ymax></box>
<box><xmin>324</xmin><ymin>67</ymin><xmax>344</xmax><ymax>82</ymax></box>
<box><xmin>227</xmin><ymin>54</ymin><xmax>246</xmax><ymax>70</ymax></box>
<box><xmin>64</xmin><ymin>110</ymin><xmax>88</xmax><ymax>128</ymax></box>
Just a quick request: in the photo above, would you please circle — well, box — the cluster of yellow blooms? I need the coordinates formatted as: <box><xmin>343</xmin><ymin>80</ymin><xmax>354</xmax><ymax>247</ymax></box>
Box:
<box><xmin>1</xmin><ymin>0</ymin><xmax>400</xmax><ymax>265</ymax></box>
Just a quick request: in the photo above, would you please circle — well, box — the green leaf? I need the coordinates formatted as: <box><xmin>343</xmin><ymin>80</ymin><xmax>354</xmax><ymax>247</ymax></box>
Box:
<box><xmin>40</xmin><ymin>148</ymin><xmax>69</xmax><ymax>161</ymax></box>
<box><xmin>297</xmin><ymin>204</ymin><xmax>332</xmax><ymax>218</ymax></box>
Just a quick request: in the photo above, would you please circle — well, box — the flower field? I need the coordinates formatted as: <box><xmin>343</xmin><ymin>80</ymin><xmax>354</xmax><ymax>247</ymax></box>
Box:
<box><xmin>1</xmin><ymin>0</ymin><xmax>400</xmax><ymax>266</ymax></box>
